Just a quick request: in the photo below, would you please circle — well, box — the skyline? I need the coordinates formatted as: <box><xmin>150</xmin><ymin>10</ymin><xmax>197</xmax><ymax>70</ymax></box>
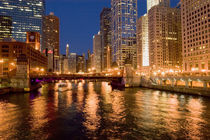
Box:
<box><xmin>46</xmin><ymin>0</ymin><xmax>180</xmax><ymax>55</ymax></box>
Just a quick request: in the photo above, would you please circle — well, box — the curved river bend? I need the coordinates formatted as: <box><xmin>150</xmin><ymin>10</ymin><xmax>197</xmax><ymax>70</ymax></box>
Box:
<box><xmin>0</xmin><ymin>81</ymin><xmax>210</xmax><ymax>139</ymax></box>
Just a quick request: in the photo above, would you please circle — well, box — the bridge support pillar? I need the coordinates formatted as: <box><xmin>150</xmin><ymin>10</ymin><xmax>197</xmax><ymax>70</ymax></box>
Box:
<box><xmin>203</xmin><ymin>81</ymin><xmax>207</xmax><ymax>88</ymax></box>
<box><xmin>185</xmin><ymin>80</ymin><xmax>189</xmax><ymax>88</ymax></box>
<box><xmin>171</xmin><ymin>79</ymin><xmax>176</xmax><ymax>87</ymax></box>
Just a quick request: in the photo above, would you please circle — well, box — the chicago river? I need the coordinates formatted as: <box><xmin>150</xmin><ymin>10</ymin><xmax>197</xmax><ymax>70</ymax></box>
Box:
<box><xmin>0</xmin><ymin>81</ymin><xmax>210</xmax><ymax>139</ymax></box>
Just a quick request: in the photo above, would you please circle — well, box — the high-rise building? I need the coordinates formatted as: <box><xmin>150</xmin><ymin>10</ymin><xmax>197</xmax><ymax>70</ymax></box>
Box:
<box><xmin>137</xmin><ymin>0</ymin><xmax>171</xmax><ymax>72</ymax></box>
<box><xmin>93</xmin><ymin>32</ymin><xmax>102</xmax><ymax>73</ymax></box>
<box><xmin>111</xmin><ymin>0</ymin><xmax>138</xmax><ymax>69</ymax></box>
<box><xmin>42</xmin><ymin>12</ymin><xmax>60</xmax><ymax>56</ymax></box>
<box><xmin>0</xmin><ymin>15</ymin><xmax>12</xmax><ymax>40</ymax></box>
<box><xmin>100</xmin><ymin>8</ymin><xmax>112</xmax><ymax>71</ymax></box>
<box><xmin>137</xmin><ymin>14</ymin><xmax>149</xmax><ymax>71</ymax></box>
<box><xmin>181</xmin><ymin>0</ymin><xmax>210</xmax><ymax>73</ymax></box>
<box><xmin>148</xmin><ymin>3</ymin><xmax>182</xmax><ymax>71</ymax></box>
<box><xmin>0</xmin><ymin>0</ymin><xmax>45</xmax><ymax>44</ymax></box>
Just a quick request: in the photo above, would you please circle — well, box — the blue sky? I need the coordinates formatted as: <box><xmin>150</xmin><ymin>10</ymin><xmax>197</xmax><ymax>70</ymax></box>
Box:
<box><xmin>46</xmin><ymin>0</ymin><xmax>180</xmax><ymax>55</ymax></box>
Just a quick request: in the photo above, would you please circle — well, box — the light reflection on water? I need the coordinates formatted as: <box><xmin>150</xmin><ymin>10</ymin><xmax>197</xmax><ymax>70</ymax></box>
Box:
<box><xmin>0</xmin><ymin>81</ymin><xmax>210</xmax><ymax>139</ymax></box>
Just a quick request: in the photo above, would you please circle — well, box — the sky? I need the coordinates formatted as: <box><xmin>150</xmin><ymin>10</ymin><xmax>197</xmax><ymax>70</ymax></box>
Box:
<box><xmin>46</xmin><ymin>0</ymin><xmax>180</xmax><ymax>55</ymax></box>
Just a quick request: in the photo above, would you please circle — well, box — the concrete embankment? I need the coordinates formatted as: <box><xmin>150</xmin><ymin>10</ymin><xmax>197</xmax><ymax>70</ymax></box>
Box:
<box><xmin>0</xmin><ymin>84</ymin><xmax>42</xmax><ymax>95</ymax></box>
<box><xmin>0</xmin><ymin>87</ymin><xmax>11</xmax><ymax>95</ymax></box>
<box><xmin>141</xmin><ymin>84</ymin><xmax>210</xmax><ymax>97</ymax></box>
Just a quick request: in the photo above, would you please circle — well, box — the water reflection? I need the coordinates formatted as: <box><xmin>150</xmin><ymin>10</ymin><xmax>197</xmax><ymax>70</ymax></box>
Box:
<box><xmin>0</xmin><ymin>81</ymin><xmax>210</xmax><ymax>139</ymax></box>
<box><xmin>83</xmin><ymin>82</ymin><xmax>100</xmax><ymax>136</ymax></box>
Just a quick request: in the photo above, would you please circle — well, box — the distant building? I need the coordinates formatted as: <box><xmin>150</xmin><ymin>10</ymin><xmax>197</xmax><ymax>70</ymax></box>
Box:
<box><xmin>100</xmin><ymin>8</ymin><xmax>112</xmax><ymax>71</ymax></box>
<box><xmin>76</xmin><ymin>55</ymin><xmax>86</xmax><ymax>73</ymax></box>
<box><xmin>0</xmin><ymin>15</ymin><xmax>12</xmax><ymax>40</ymax></box>
<box><xmin>66</xmin><ymin>44</ymin><xmax>69</xmax><ymax>57</ymax></box>
<box><xmin>0</xmin><ymin>32</ymin><xmax>47</xmax><ymax>77</ymax></box>
<box><xmin>86</xmin><ymin>50</ymin><xmax>92</xmax><ymax>72</ymax></box>
<box><xmin>44</xmin><ymin>46</ymin><xmax>54</xmax><ymax>72</ymax></box>
<box><xmin>69</xmin><ymin>53</ymin><xmax>77</xmax><ymax>73</ymax></box>
<box><xmin>181</xmin><ymin>0</ymin><xmax>210</xmax><ymax>73</ymax></box>
<box><xmin>148</xmin><ymin>3</ymin><xmax>182</xmax><ymax>71</ymax></box>
<box><xmin>93</xmin><ymin>32</ymin><xmax>102</xmax><ymax>73</ymax></box>
<box><xmin>0</xmin><ymin>0</ymin><xmax>45</xmax><ymax>44</ymax></box>
<box><xmin>111</xmin><ymin>0</ymin><xmax>137</xmax><ymax>69</ymax></box>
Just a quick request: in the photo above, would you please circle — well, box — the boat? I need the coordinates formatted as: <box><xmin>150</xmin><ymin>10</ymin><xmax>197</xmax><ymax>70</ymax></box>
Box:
<box><xmin>58</xmin><ymin>82</ymin><xmax>67</xmax><ymax>87</ymax></box>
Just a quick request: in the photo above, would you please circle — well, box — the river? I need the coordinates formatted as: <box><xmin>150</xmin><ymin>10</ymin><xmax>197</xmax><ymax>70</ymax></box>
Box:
<box><xmin>0</xmin><ymin>81</ymin><xmax>210</xmax><ymax>139</ymax></box>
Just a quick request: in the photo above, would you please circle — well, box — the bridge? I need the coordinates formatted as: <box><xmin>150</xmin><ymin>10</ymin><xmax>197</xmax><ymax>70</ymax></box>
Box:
<box><xmin>30</xmin><ymin>74</ymin><xmax>123</xmax><ymax>82</ymax></box>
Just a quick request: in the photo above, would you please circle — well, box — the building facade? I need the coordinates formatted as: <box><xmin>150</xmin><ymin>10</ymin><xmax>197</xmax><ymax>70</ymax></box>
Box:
<box><xmin>181</xmin><ymin>0</ymin><xmax>210</xmax><ymax>73</ymax></box>
<box><xmin>100</xmin><ymin>8</ymin><xmax>112</xmax><ymax>71</ymax></box>
<box><xmin>0</xmin><ymin>0</ymin><xmax>45</xmax><ymax>44</ymax></box>
<box><xmin>0</xmin><ymin>15</ymin><xmax>12</xmax><ymax>40</ymax></box>
<box><xmin>147</xmin><ymin>0</ymin><xmax>170</xmax><ymax>12</ymax></box>
<box><xmin>148</xmin><ymin>4</ymin><xmax>182</xmax><ymax>71</ymax></box>
<box><xmin>93</xmin><ymin>32</ymin><xmax>102</xmax><ymax>73</ymax></box>
<box><xmin>0</xmin><ymin>34</ymin><xmax>47</xmax><ymax>77</ymax></box>
<box><xmin>111</xmin><ymin>0</ymin><xmax>138</xmax><ymax>69</ymax></box>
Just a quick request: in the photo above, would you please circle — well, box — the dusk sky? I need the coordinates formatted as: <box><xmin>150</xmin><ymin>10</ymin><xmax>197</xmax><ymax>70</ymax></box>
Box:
<box><xmin>46</xmin><ymin>0</ymin><xmax>180</xmax><ymax>55</ymax></box>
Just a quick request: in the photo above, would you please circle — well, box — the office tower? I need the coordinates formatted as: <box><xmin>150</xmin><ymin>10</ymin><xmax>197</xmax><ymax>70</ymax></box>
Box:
<box><xmin>93</xmin><ymin>32</ymin><xmax>102</xmax><ymax>73</ymax></box>
<box><xmin>148</xmin><ymin>4</ymin><xmax>182</xmax><ymax>71</ymax></box>
<box><xmin>136</xmin><ymin>0</ymin><xmax>171</xmax><ymax>72</ymax></box>
<box><xmin>66</xmin><ymin>44</ymin><xmax>69</xmax><ymax>58</ymax></box>
<box><xmin>42</xmin><ymin>12</ymin><xmax>60</xmax><ymax>56</ymax></box>
<box><xmin>111</xmin><ymin>0</ymin><xmax>138</xmax><ymax>69</ymax></box>
<box><xmin>69</xmin><ymin>53</ymin><xmax>77</xmax><ymax>73</ymax></box>
<box><xmin>137</xmin><ymin>15</ymin><xmax>149</xmax><ymax>71</ymax></box>
<box><xmin>0</xmin><ymin>15</ymin><xmax>12</xmax><ymax>40</ymax></box>
<box><xmin>100</xmin><ymin>8</ymin><xmax>112</xmax><ymax>71</ymax></box>
<box><xmin>181</xmin><ymin>0</ymin><xmax>210</xmax><ymax>73</ymax></box>
<box><xmin>0</xmin><ymin>0</ymin><xmax>45</xmax><ymax>44</ymax></box>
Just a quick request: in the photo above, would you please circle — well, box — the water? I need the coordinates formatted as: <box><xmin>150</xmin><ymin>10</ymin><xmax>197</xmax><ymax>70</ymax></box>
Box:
<box><xmin>0</xmin><ymin>81</ymin><xmax>210</xmax><ymax>140</ymax></box>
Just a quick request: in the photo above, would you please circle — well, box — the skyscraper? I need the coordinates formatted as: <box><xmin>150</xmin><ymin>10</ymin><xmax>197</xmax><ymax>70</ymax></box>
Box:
<box><xmin>100</xmin><ymin>8</ymin><xmax>112</xmax><ymax>71</ymax></box>
<box><xmin>137</xmin><ymin>0</ymin><xmax>171</xmax><ymax>72</ymax></box>
<box><xmin>111</xmin><ymin>0</ymin><xmax>138</xmax><ymax>69</ymax></box>
<box><xmin>42</xmin><ymin>12</ymin><xmax>60</xmax><ymax>56</ymax></box>
<box><xmin>0</xmin><ymin>15</ymin><xmax>12</xmax><ymax>40</ymax></box>
<box><xmin>148</xmin><ymin>3</ymin><xmax>182</xmax><ymax>71</ymax></box>
<box><xmin>0</xmin><ymin>0</ymin><xmax>45</xmax><ymax>44</ymax></box>
<box><xmin>93</xmin><ymin>32</ymin><xmax>102</xmax><ymax>73</ymax></box>
<box><xmin>181</xmin><ymin>0</ymin><xmax>210</xmax><ymax>73</ymax></box>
